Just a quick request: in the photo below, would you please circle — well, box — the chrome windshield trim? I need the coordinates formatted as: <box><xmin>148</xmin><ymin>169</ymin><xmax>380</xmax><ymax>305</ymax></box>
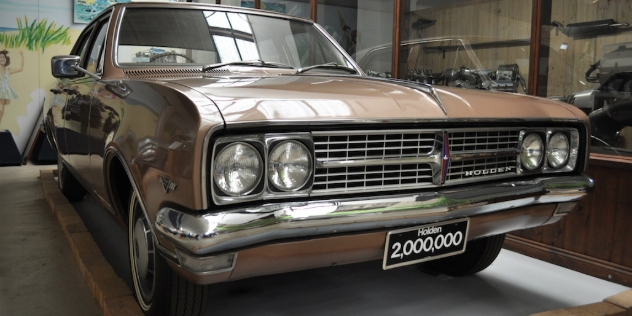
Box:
<box><xmin>156</xmin><ymin>174</ymin><xmax>593</xmax><ymax>255</ymax></box>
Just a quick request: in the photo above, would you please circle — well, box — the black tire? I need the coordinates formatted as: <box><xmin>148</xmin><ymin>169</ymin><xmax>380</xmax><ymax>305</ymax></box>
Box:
<box><xmin>129</xmin><ymin>190</ymin><xmax>209</xmax><ymax>316</ymax></box>
<box><xmin>57</xmin><ymin>153</ymin><xmax>86</xmax><ymax>201</ymax></box>
<box><xmin>422</xmin><ymin>234</ymin><xmax>505</xmax><ymax>276</ymax></box>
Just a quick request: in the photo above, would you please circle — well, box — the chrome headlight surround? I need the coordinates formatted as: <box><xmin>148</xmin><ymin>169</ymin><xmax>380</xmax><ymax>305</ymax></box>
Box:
<box><xmin>212</xmin><ymin>138</ymin><xmax>265</xmax><ymax>200</ymax></box>
<box><xmin>546</xmin><ymin>132</ymin><xmax>569</xmax><ymax>169</ymax></box>
<box><xmin>517</xmin><ymin>128</ymin><xmax>580</xmax><ymax>174</ymax></box>
<box><xmin>211</xmin><ymin>133</ymin><xmax>314</xmax><ymax>205</ymax></box>
<box><xmin>519</xmin><ymin>132</ymin><xmax>544</xmax><ymax>171</ymax></box>
<box><xmin>544</xmin><ymin>129</ymin><xmax>579</xmax><ymax>173</ymax></box>
<box><xmin>267</xmin><ymin>139</ymin><xmax>313</xmax><ymax>192</ymax></box>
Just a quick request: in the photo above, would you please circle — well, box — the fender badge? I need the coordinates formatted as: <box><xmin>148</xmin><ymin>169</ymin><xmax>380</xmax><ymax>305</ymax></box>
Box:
<box><xmin>159</xmin><ymin>176</ymin><xmax>178</xmax><ymax>193</ymax></box>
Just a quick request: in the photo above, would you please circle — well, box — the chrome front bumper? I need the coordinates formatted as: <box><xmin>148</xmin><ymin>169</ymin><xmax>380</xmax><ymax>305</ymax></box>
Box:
<box><xmin>155</xmin><ymin>174</ymin><xmax>593</xmax><ymax>256</ymax></box>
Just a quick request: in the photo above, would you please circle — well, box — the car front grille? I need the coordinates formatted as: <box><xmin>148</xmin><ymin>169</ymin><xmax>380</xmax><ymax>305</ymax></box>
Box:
<box><xmin>311</xmin><ymin>128</ymin><xmax>521</xmax><ymax>195</ymax></box>
<box><xmin>446</xmin><ymin>129</ymin><xmax>520</xmax><ymax>181</ymax></box>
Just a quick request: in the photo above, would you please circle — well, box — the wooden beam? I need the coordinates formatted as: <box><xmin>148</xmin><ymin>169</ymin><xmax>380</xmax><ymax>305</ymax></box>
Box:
<box><xmin>392</xmin><ymin>0</ymin><xmax>402</xmax><ymax>79</ymax></box>
<box><xmin>528</xmin><ymin>0</ymin><xmax>552</xmax><ymax>97</ymax></box>
<box><xmin>310</xmin><ymin>0</ymin><xmax>317</xmax><ymax>21</ymax></box>
<box><xmin>505</xmin><ymin>235</ymin><xmax>632</xmax><ymax>287</ymax></box>
<box><xmin>528</xmin><ymin>0</ymin><xmax>541</xmax><ymax>96</ymax></box>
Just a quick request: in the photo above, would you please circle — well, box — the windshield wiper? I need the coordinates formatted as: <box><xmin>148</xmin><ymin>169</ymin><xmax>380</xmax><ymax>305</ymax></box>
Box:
<box><xmin>296</xmin><ymin>62</ymin><xmax>358</xmax><ymax>74</ymax></box>
<box><xmin>203</xmin><ymin>59</ymin><xmax>294</xmax><ymax>72</ymax></box>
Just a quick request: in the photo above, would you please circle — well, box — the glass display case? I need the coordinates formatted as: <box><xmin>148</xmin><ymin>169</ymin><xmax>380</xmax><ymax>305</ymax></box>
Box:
<box><xmin>398</xmin><ymin>0</ymin><xmax>532</xmax><ymax>94</ymax></box>
<box><xmin>539</xmin><ymin>0</ymin><xmax>632</xmax><ymax>156</ymax></box>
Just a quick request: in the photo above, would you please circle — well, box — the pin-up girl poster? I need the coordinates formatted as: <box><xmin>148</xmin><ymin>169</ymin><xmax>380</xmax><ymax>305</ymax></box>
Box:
<box><xmin>0</xmin><ymin>50</ymin><xmax>24</xmax><ymax>126</ymax></box>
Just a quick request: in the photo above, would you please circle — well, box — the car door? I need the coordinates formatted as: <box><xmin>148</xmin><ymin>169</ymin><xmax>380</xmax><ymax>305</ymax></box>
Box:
<box><xmin>64</xmin><ymin>19</ymin><xmax>108</xmax><ymax>186</ymax></box>
<box><xmin>84</xmin><ymin>18</ymin><xmax>113</xmax><ymax>200</ymax></box>
<box><xmin>53</xmin><ymin>27</ymin><xmax>94</xmax><ymax>164</ymax></box>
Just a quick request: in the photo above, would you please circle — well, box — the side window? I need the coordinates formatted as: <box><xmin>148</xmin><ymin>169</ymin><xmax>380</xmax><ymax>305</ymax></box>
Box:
<box><xmin>74</xmin><ymin>27</ymin><xmax>94</xmax><ymax>64</ymax></box>
<box><xmin>86</xmin><ymin>21</ymin><xmax>109</xmax><ymax>74</ymax></box>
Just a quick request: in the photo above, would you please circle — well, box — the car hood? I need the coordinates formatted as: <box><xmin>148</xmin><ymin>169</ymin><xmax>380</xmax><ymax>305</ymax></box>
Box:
<box><xmin>168</xmin><ymin>74</ymin><xmax>583</xmax><ymax>124</ymax></box>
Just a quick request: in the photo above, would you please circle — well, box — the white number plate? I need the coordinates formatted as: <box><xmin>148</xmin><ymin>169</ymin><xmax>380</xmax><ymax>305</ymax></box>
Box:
<box><xmin>383</xmin><ymin>219</ymin><xmax>469</xmax><ymax>270</ymax></box>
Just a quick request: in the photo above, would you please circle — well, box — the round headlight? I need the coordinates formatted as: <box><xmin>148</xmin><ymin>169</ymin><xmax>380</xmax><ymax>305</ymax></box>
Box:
<box><xmin>213</xmin><ymin>142</ymin><xmax>263</xmax><ymax>196</ymax></box>
<box><xmin>547</xmin><ymin>132</ymin><xmax>569</xmax><ymax>169</ymax></box>
<box><xmin>268</xmin><ymin>140</ymin><xmax>312</xmax><ymax>191</ymax></box>
<box><xmin>520</xmin><ymin>133</ymin><xmax>543</xmax><ymax>170</ymax></box>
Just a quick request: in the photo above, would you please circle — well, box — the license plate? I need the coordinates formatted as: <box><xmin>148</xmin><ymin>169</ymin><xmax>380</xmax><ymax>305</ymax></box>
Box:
<box><xmin>383</xmin><ymin>219</ymin><xmax>469</xmax><ymax>270</ymax></box>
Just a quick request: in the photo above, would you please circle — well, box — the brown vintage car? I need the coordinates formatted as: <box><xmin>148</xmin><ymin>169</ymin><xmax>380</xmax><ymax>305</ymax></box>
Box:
<box><xmin>44</xmin><ymin>2</ymin><xmax>593</xmax><ymax>315</ymax></box>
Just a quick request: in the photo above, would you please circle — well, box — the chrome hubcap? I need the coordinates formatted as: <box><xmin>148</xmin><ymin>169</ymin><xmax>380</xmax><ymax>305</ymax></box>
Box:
<box><xmin>133</xmin><ymin>217</ymin><xmax>150</xmax><ymax>279</ymax></box>
<box><xmin>130</xmin><ymin>196</ymin><xmax>155</xmax><ymax>305</ymax></box>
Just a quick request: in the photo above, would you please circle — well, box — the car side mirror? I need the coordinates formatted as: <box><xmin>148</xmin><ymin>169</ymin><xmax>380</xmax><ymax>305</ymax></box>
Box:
<box><xmin>51</xmin><ymin>55</ymin><xmax>81</xmax><ymax>78</ymax></box>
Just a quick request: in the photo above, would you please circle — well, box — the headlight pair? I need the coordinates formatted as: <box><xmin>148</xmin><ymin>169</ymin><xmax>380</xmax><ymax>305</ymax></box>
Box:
<box><xmin>213</xmin><ymin>139</ymin><xmax>312</xmax><ymax>197</ymax></box>
<box><xmin>519</xmin><ymin>131</ymin><xmax>573</xmax><ymax>171</ymax></box>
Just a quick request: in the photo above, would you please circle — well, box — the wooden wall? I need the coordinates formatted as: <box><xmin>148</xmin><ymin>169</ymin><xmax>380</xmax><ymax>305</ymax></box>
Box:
<box><xmin>506</xmin><ymin>154</ymin><xmax>632</xmax><ymax>287</ymax></box>
<box><xmin>545</xmin><ymin>0</ymin><xmax>632</xmax><ymax>98</ymax></box>
<box><xmin>404</xmin><ymin>0</ymin><xmax>532</xmax><ymax>88</ymax></box>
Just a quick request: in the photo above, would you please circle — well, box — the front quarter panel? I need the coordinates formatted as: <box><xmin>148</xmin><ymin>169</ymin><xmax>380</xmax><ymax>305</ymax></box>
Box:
<box><xmin>105</xmin><ymin>80</ymin><xmax>223</xmax><ymax>223</ymax></box>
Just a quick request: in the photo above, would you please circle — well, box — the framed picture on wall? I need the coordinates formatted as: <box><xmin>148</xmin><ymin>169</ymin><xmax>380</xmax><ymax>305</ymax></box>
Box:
<box><xmin>74</xmin><ymin>0</ymin><xmax>131</xmax><ymax>24</ymax></box>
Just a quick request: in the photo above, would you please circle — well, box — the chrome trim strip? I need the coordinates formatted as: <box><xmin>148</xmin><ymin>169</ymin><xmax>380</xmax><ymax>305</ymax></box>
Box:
<box><xmin>313</xmin><ymin>23</ymin><xmax>365</xmax><ymax>76</ymax></box>
<box><xmin>222</xmin><ymin>118</ymin><xmax>585</xmax><ymax>129</ymax></box>
<box><xmin>157</xmin><ymin>244</ymin><xmax>180</xmax><ymax>265</ymax></box>
<box><xmin>316</xmin><ymin>156</ymin><xmax>440</xmax><ymax>168</ymax></box>
<box><xmin>155</xmin><ymin>174</ymin><xmax>593</xmax><ymax>255</ymax></box>
<box><xmin>450</xmin><ymin>149</ymin><xmax>521</xmax><ymax>161</ymax></box>
<box><xmin>201</xmin><ymin>124</ymin><xmax>226</xmax><ymax>210</ymax></box>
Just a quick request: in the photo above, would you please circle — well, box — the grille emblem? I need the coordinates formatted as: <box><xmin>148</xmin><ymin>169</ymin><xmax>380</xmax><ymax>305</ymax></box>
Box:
<box><xmin>440</xmin><ymin>132</ymin><xmax>450</xmax><ymax>184</ymax></box>
<box><xmin>464</xmin><ymin>166</ymin><xmax>514</xmax><ymax>177</ymax></box>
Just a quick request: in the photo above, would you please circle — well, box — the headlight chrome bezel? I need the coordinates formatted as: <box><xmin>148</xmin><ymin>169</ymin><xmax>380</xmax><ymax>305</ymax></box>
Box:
<box><xmin>211</xmin><ymin>133</ymin><xmax>314</xmax><ymax>205</ymax></box>
<box><xmin>519</xmin><ymin>132</ymin><xmax>544</xmax><ymax>171</ymax></box>
<box><xmin>546</xmin><ymin>132</ymin><xmax>570</xmax><ymax>169</ymax></box>
<box><xmin>518</xmin><ymin>128</ymin><xmax>581</xmax><ymax>174</ymax></box>
<box><xmin>267</xmin><ymin>139</ymin><xmax>314</xmax><ymax>192</ymax></box>
<box><xmin>213</xmin><ymin>141</ymin><xmax>264</xmax><ymax>197</ymax></box>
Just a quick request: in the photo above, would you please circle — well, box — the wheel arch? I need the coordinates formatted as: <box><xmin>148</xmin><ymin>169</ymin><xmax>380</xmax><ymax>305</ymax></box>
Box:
<box><xmin>104</xmin><ymin>148</ymin><xmax>136</xmax><ymax>227</ymax></box>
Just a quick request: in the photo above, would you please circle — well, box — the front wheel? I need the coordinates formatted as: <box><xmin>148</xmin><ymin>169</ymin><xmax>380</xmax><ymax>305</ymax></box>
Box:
<box><xmin>128</xmin><ymin>190</ymin><xmax>209</xmax><ymax>316</ymax></box>
<box><xmin>421</xmin><ymin>234</ymin><xmax>506</xmax><ymax>276</ymax></box>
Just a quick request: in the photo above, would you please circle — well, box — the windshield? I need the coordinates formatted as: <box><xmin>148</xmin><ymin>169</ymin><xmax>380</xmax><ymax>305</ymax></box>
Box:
<box><xmin>116</xmin><ymin>8</ymin><xmax>351</xmax><ymax>69</ymax></box>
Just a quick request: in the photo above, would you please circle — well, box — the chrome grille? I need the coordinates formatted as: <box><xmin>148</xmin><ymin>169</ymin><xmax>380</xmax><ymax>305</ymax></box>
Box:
<box><xmin>314</xmin><ymin>131</ymin><xmax>437</xmax><ymax>161</ymax></box>
<box><xmin>449</xmin><ymin>130</ymin><xmax>520</xmax><ymax>153</ymax></box>
<box><xmin>447</xmin><ymin>157</ymin><xmax>517</xmax><ymax>181</ymax></box>
<box><xmin>311</xmin><ymin>128</ymin><xmax>522</xmax><ymax>195</ymax></box>
<box><xmin>447</xmin><ymin>129</ymin><xmax>520</xmax><ymax>181</ymax></box>
<box><xmin>312</xmin><ymin>130</ymin><xmax>440</xmax><ymax>194</ymax></box>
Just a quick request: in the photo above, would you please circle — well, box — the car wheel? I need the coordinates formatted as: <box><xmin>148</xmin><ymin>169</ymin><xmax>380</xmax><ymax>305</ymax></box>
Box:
<box><xmin>57</xmin><ymin>153</ymin><xmax>86</xmax><ymax>201</ymax></box>
<box><xmin>128</xmin><ymin>190</ymin><xmax>209</xmax><ymax>316</ymax></box>
<box><xmin>421</xmin><ymin>234</ymin><xmax>505</xmax><ymax>276</ymax></box>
